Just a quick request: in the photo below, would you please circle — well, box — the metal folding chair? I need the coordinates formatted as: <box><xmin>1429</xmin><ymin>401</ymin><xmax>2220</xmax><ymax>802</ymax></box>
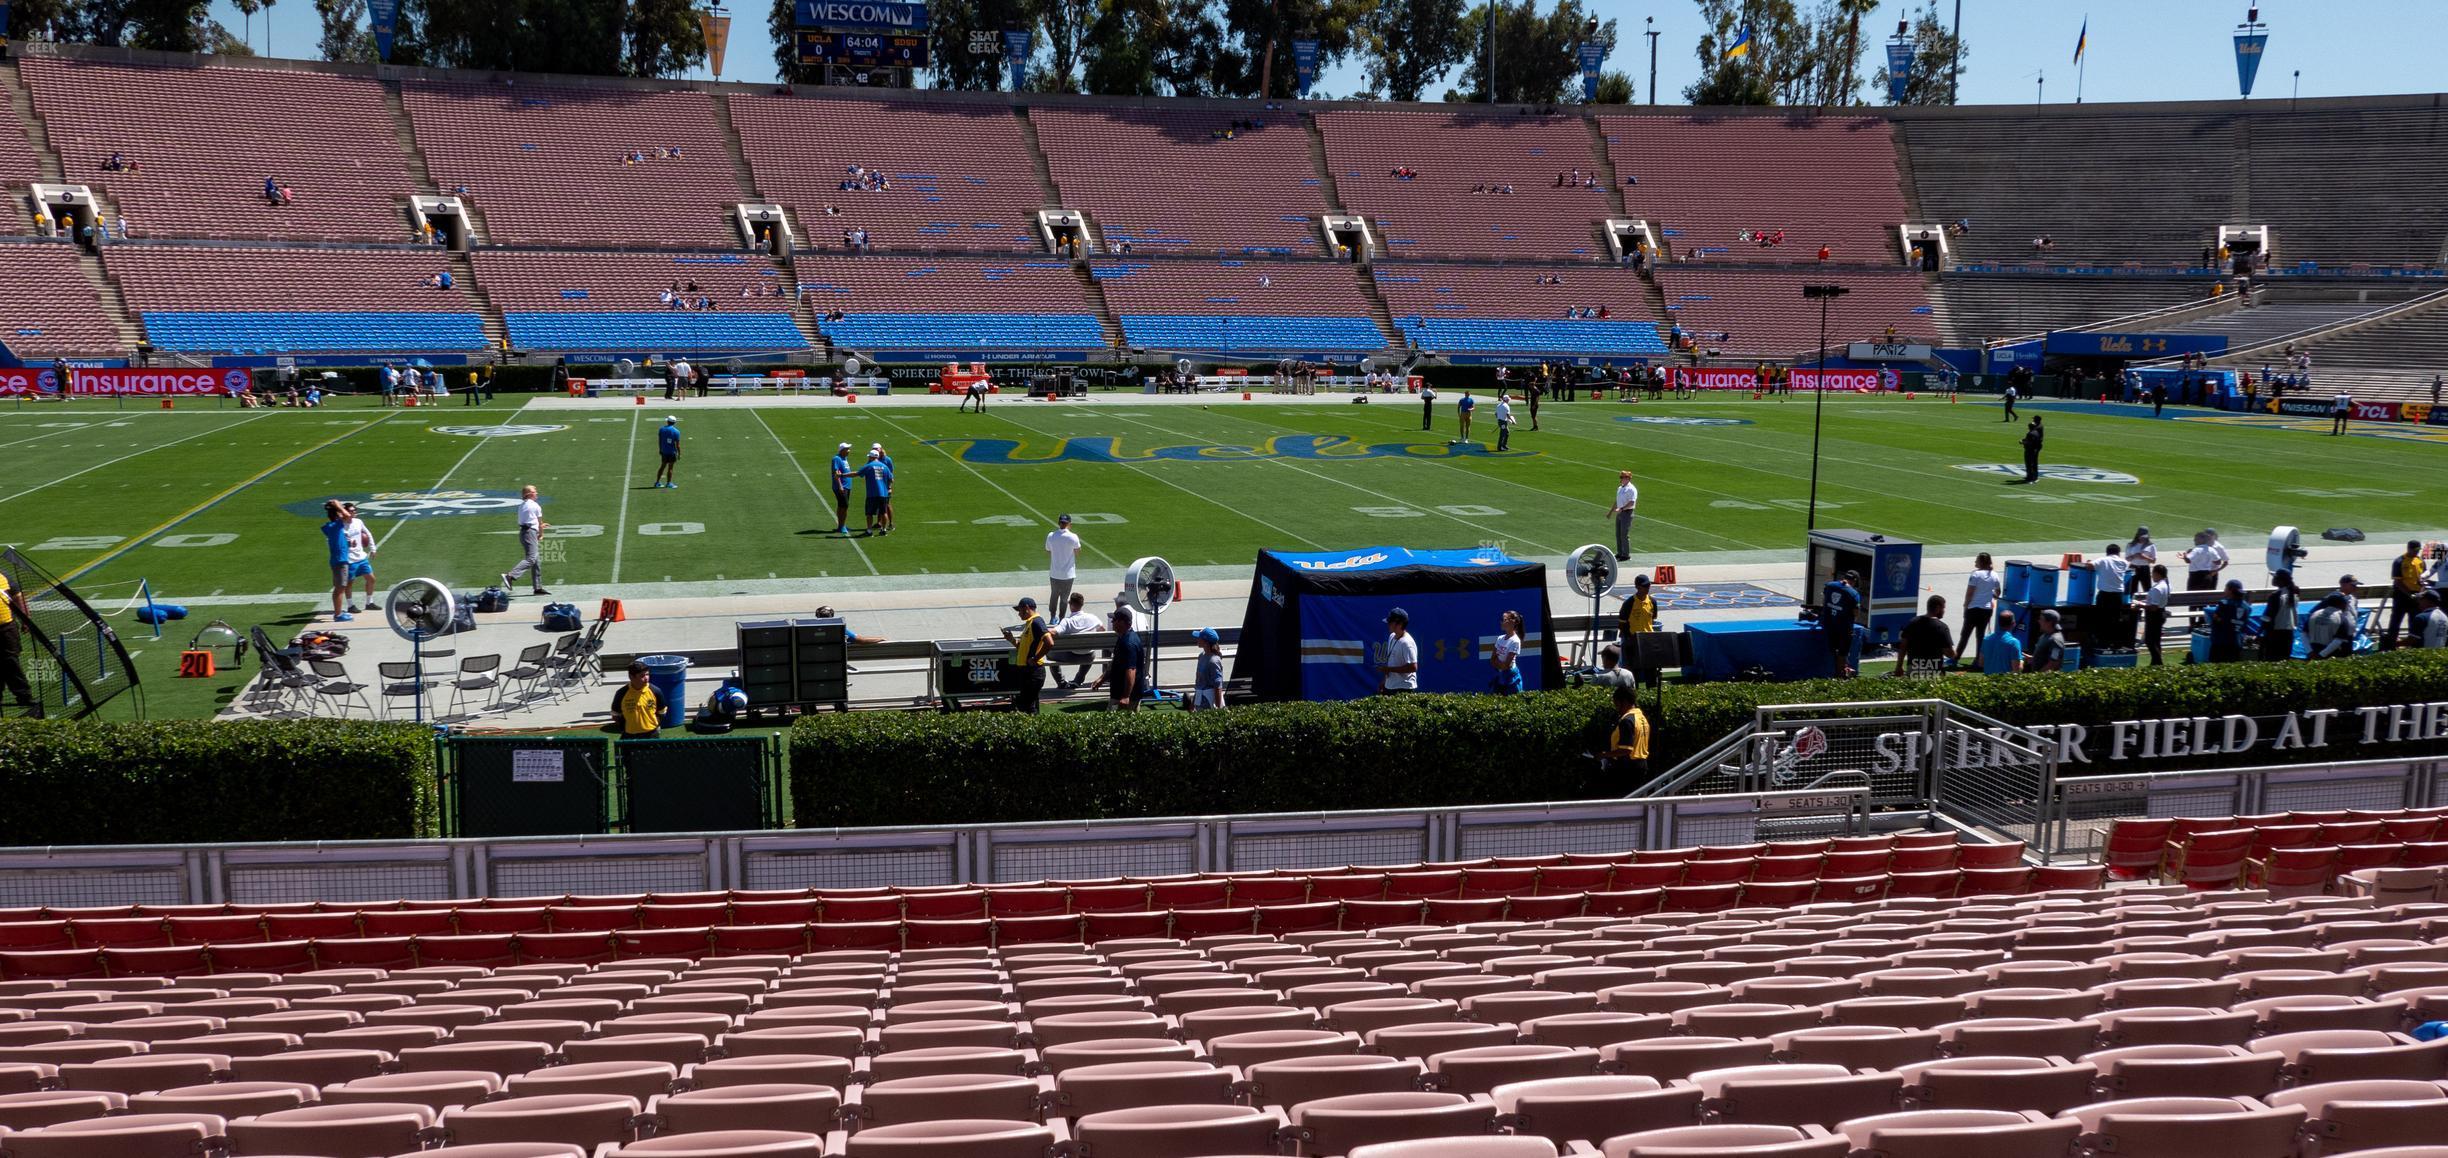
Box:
<box><xmin>308</xmin><ymin>659</ymin><xmax>377</xmax><ymax>719</ymax></box>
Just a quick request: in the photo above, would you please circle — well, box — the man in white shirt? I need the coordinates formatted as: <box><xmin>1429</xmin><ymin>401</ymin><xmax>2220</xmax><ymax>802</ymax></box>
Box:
<box><xmin>1419</xmin><ymin>384</ymin><xmax>1437</xmax><ymax>431</ymax></box>
<box><xmin>500</xmin><ymin>485</ymin><xmax>551</xmax><ymax>597</ymax></box>
<box><xmin>2091</xmin><ymin>543</ymin><xmax>2132</xmax><ymax>649</ymax></box>
<box><xmin>1378</xmin><ymin>608</ymin><xmax>1419</xmax><ymax>693</ymax></box>
<box><xmin>1045</xmin><ymin>513</ymin><xmax>1082</xmax><ymax>613</ymax></box>
<box><xmin>2331</xmin><ymin>390</ymin><xmax>2353</xmax><ymax>436</ymax></box>
<box><xmin>668</xmin><ymin>358</ymin><xmax>693</xmax><ymax>402</ymax></box>
<box><xmin>341</xmin><ymin>502</ymin><xmax>378</xmax><ymax>614</ymax></box>
<box><xmin>1051</xmin><ymin>591</ymin><xmax>1106</xmax><ymax>690</ymax></box>
<box><xmin>1493</xmin><ymin>394</ymin><xmax>1516</xmax><ymax>451</ymax></box>
<box><xmin>2183</xmin><ymin>529</ymin><xmax>2229</xmax><ymax>592</ymax></box>
<box><xmin>1612</xmin><ymin>471</ymin><xmax>1640</xmax><ymax>562</ymax></box>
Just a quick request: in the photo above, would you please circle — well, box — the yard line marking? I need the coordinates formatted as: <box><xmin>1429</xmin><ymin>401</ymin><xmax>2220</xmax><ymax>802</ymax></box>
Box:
<box><xmin>750</xmin><ymin>408</ymin><xmax>878</xmax><ymax>576</ymax></box>
<box><xmin>612</xmin><ymin>409</ymin><xmax>642</xmax><ymax>584</ymax></box>
<box><xmin>870</xmin><ymin>411</ymin><xmax>1123</xmax><ymax>568</ymax></box>
<box><xmin>376</xmin><ymin>402</ymin><xmax>536</xmax><ymax>550</ymax></box>
<box><xmin>1256</xmin><ymin>404</ymin><xmax>1765</xmax><ymax>551</ymax></box>
<box><xmin>1092</xmin><ymin>409</ymin><xmax>1562</xmax><ymax>555</ymax></box>
<box><xmin>60</xmin><ymin>411</ymin><xmax>405</xmax><ymax>584</ymax></box>
<box><xmin>992</xmin><ymin>408</ymin><xmax>1328</xmax><ymax>551</ymax></box>
<box><xmin>0</xmin><ymin>412</ymin><xmax>277</xmax><ymax>507</ymax></box>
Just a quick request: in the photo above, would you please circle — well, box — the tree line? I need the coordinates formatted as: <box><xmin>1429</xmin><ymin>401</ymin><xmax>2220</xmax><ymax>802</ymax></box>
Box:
<box><xmin>2</xmin><ymin>0</ymin><xmax>1962</xmax><ymax>105</ymax></box>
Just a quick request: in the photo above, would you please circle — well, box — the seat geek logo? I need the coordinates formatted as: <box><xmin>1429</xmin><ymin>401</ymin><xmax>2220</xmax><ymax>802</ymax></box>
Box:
<box><xmin>283</xmin><ymin>490</ymin><xmax>528</xmax><ymax>520</ymax></box>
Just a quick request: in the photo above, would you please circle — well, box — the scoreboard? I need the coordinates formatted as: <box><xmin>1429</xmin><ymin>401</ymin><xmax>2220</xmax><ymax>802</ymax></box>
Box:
<box><xmin>796</xmin><ymin>29</ymin><xmax>928</xmax><ymax>66</ymax></box>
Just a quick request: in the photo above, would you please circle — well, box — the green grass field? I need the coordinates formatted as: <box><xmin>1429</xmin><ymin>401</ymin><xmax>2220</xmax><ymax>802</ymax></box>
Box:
<box><xmin>5</xmin><ymin>391</ymin><xmax>2443</xmax><ymax>608</ymax></box>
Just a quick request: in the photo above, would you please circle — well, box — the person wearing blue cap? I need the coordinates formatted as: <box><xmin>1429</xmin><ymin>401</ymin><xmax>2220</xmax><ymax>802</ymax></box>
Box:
<box><xmin>1191</xmin><ymin>627</ymin><xmax>1225</xmax><ymax>711</ymax></box>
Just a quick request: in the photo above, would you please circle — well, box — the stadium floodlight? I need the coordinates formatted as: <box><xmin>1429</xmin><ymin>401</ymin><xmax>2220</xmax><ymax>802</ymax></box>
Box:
<box><xmin>383</xmin><ymin>577</ymin><xmax>456</xmax><ymax>724</ymax></box>
<box><xmin>1801</xmin><ymin>284</ymin><xmax>1852</xmax><ymax>531</ymax></box>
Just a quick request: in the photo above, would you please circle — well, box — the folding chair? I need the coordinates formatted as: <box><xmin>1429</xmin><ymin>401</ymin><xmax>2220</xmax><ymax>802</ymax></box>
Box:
<box><xmin>447</xmin><ymin>654</ymin><xmax>504</xmax><ymax>719</ymax></box>
<box><xmin>378</xmin><ymin>661</ymin><xmax>440</xmax><ymax>720</ymax></box>
<box><xmin>306</xmin><ymin>659</ymin><xmax>377</xmax><ymax>719</ymax></box>
<box><xmin>501</xmin><ymin>643</ymin><xmax>556</xmax><ymax>705</ymax></box>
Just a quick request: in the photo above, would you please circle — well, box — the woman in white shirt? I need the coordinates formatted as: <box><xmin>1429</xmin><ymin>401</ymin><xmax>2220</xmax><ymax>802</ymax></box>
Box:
<box><xmin>1956</xmin><ymin>552</ymin><xmax>2002</xmax><ymax>661</ymax></box>
<box><xmin>2142</xmin><ymin>565</ymin><xmax>2173</xmax><ymax>665</ymax></box>
<box><xmin>1490</xmin><ymin>610</ymin><xmax>1524</xmax><ymax>694</ymax></box>
<box><xmin>2125</xmin><ymin>527</ymin><xmax>2158</xmax><ymax>596</ymax></box>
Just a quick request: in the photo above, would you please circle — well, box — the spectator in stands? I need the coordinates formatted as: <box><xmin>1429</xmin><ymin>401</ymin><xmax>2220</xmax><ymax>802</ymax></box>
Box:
<box><xmin>2031</xmin><ymin>235</ymin><xmax>2053</xmax><ymax>254</ymax></box>
<box><xmin>2030</xmin><ymin>608</ymin><xmax>2069</xmax><ymax>671</ymax></box>
<box><xmin>1602</xmin><ymin>684</ymin><xmax>1650</xmax><ymax>780</ymax></box>
<box><xmin>2259</xmin><ymin>570</ymin><xmax>2300</xmax><ymax>661</ymax></box>
<box><xmin>264</xmin><ymin>176</ymin><xmax>281</xmax><ymax>204</ymax></box>
<box><xmin>1950</xmin><ymin>217</ymin><xmax>1971</xmax><ymax>236</ymax></box>
<box><xmin>1980</xmin><ymin>608</ymin><xmax>2024</xmax><ymax>675</ymax></box>
<box><xmin>1817</xmin><ymin>246</ymin><xmax>1832</xmax><ymax>262</ymax></box>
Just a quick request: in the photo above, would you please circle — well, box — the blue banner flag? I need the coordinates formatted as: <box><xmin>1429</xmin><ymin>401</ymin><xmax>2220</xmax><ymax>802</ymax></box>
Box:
<box><xmin>367</xmin><ymin>0</ymin><xmax>398</xmax><ymax>61</ymax></box>
<box><xmin>1002</xmin><ymin>28</ymin><xmax>1031</xmax><ymax>90</ymax></box>
<box><xmin>1292</xmin><ymin>38</ymin><xmax>1319</xmax><ymax>98</ymax></box>
<box><xmin>1885</xmin><ymin>37</ymin><xmax>1915</xmax><ymax>102</ymax></box>
<box><xmin>1577</xmin><ymin>41</ymin><xmax>1607</xmax><ymax>101</ymax></box>
<box><xmin>2233</xmin><ymin>31</ymin><xmax>2267</xmax><ymax>97</ymax></box>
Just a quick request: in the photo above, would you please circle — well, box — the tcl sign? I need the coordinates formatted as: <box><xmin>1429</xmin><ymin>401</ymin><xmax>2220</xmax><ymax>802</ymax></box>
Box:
<box><xmin>68</xmin><ymin>368</ymin><xmax>247</xmax><ymax>396</ymax></box>
<box><xmin>2352</xmin><ymin>401</ymin><xmax>2402</xmax><ymax>422</ymax></box>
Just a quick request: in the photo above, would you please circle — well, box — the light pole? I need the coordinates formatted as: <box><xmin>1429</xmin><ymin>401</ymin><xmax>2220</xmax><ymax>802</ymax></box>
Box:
<box><xmin>1802</xmin><ymin>284</ymin><xmax>1851</xmax><ymax>530</ymax></box>
<box><xmin>1645</xmin><ymin>16</ymin><xmax>1659</xmax><ymax>106</ymax></box>
<box><xmin>2291</xmin><ymin>69</ymin><xmax>2300</xmax><ymax>110</ymax></box>
<box><xmin>2036</xmin><ymin>72</ymin><xmax>2045</xmax><ymax>108</ymax></box>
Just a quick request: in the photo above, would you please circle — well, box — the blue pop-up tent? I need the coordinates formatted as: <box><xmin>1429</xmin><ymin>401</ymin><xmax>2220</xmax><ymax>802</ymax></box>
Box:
<box><xmin>1232</xmin><ymin>546</ymin><xmax>1562</xmax><ymax>701</ymax></box>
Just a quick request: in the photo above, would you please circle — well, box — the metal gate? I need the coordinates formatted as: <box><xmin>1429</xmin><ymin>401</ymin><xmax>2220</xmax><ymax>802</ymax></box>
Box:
<box><xmin>1633</xmin><ymin>698</ymin><xmax>2061</xmax><ymax>850</ymax></box>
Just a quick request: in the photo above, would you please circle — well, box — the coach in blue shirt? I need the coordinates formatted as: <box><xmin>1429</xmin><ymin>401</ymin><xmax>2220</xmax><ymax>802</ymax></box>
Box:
<box><xmin>652</xmin><ymin>417</ymin><xmax>681</xmax><ymax>489</ymax></box>
<box><xmin>829</xmin><ymin>442</ymin><xmax>854</xmax><ymax>535</ymax></box>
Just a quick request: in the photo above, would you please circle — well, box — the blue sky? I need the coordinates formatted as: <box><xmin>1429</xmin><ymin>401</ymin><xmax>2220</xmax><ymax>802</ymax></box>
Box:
<box><xmin>214</xmin><ymin>0</ymin><xmax>2446</xmax><ymax>106</ymax></box>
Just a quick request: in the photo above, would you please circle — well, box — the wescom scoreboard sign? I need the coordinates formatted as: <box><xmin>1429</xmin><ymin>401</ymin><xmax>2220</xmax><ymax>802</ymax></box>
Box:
<box><xmin>796</xmin><ymin>0</ymin><xmax>928</xmax><ymax>66</ymax></box>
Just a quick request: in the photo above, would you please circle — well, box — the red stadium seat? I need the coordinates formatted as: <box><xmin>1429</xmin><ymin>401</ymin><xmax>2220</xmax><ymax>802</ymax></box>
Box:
<box><xmin>2104</xmin><ymin>819</ymin><xmax>2176</xmax><ymax>879</ymax></box>
<box><xmin>1954</xmin><ymin>842</ymin><xmax>2028</xmax><ymax>869</ymax></box>
<box><xmin>2163</xmin><ymin>829</ymin><xmax>2254</xmax><ymax>890</ymax></box>
<box><xmin>817</xmin><ymin>895</ymin><xmax>904</xmax><ymax>922</ymax></box>
<box><xmin>1460</xmin><ymin>868</ymin><xmax>1539</xmax><ymax>898</ymax></box>
<box><xmin>0</xmin><ymin>921</ymin><xmax>73</xmax><ymax>952</ymax></box>
<box><xmin>1505</xmin><ymin>894</ymin><xmax>1587</xmax><ymax>921</ymax></box>
<box><xmin>1344</xmin><ymin>900</ymin><xmax>1430</xmax><ymax>929</ymax></box>
<box><xmin>514</xmin><ymin>931</ymin><xmax>620</xmax><ymax>965</ymax></box>
<box><xmin>266</xmin><ymin>912</ymin><xmax>362</xmax><ymax>940</ymax></box>
<box><xmin>1738</xmin><ymin>881</ymin><xmax>1819</xmax><ymax>908</ymax></box>
<box><xmin>808</xmin><ymin>920</ymin><xmax>903</xmax><ymax>951</ymax></box>
<box><xmin>0</xmin><ymin>948</ymin><xmax>106</xmax><ymax>980</ymax></box>
<box><xmin>639</xmin><ymin>903</ymin><xmax>729</xmax><ymax>930</ymax></box>
<box><xmin>1661</xmin><ymin>884</ymin><xmax>1742</xmax><ymax>913</ymax></box>
<box><xmin>708</xmin><ymin>925</ymin><xmax>810</xmax><ymax>957</ymax></box>
<box><xmin>1535</xmin><ymin>865</ymin><xmax>1616</xmax><ymax>894</ymax></box>
<box><xmin>1586</xmin><ymin>888</ymin><xmax>1667</xmax><ymax>917</ymax></box>
<box><xmin>903</xmin><ymin>920</ymin><xmax>992</xmax><ymax>949</ymax></box>
<box><xmin>164</xmin><ymin>915</ymin><xmax>265</xmax><ymax>946</ymax></box>
<box><xmin>1227</xmin><ymin>878</ymin><xmax>1308</xmax><ymax>906</ymax></box>
<box><xmin>1887</xmin><ymin>871</ymin><xmax>1960</xmax><ymax>898</ymax></box>
<box><xmin>1149</xmin><ymin>881</ymin><xmax>1230</xmax><ymax>910</ymax></box>
<box><xmin>1069</xmin><ymin>886</ymin><xmax>1154</xmax><ymax>914</ymax></box>
<box><xmin>2029</xmin><ymin>864</ymin><xmax>2108</xmax><ymax>892</ymax></box>
<box><xmin>1169</xmin><ymin>907</ymin><xmax>1257</xmax><ymax>938</ymax></box>
<box><xmin>1385</xmin><ymin>872</ymin><xmax>1465</xmax><ymax>900</ymax></box>
<box><xmin>1956</xmin><ymin>867</ymin><xmax>2034</xmax><ymax>896</ymax></box>
<box><xmin>1306</xmin><ymin>875</ymin><xmax>1389</xmax><ymax>902</ymax></box>
<box><xmin>1751</xmin><ymin>857</ymin><xmax>1823</xmax><ymax>882</ymax></box>
<box><xmin>902</xmin><ymin>891</ymin><xmax>989</xmax><ymax>920</ymax></box>
<box><xmin>1680</xmin><ymin>859</ymin><xmax>1757</xmax><ymax>885</ymax></box>
<box><xmin>1886</xmin><ymin>846</ymin><xmax>1958</xmax><ymax>873</ymax></box>
<box><xmin>983</xmin><ymin>889</ymin><xmax>1070</xmax><ymax>917</ymax></box>
<box><xmin>99</xmin><ymin>944</ymin><xmax>209</xmax><ymax>976</ymax></box>
<box><xmin>545</xmin><ymin>904</ymin><xmax>645</xmax><ymax>931</ymax></box>
<box><xmin>415</xmin><ymin>933</ymin><xmax>519</xmax><ymax>968</ymax></box>
<box><xmin>1818</xmin><ymin>850</ymin><xmax>1891</xmax><ymax>876</ymax></box>
<box><xmin>206</xmin><ymin>939</ymin><xmax>317</xmax><ymax>973</ymax></box>
<box><xmin>1423</xmin><ymin>898</ymin><xmax>1509</xmax><ymax>925</ymax></box>
<box><xmin>450</xmin><ymin>908</ymin><xmax>548</xmax><ymax>936</ymax></box>
<box><xmin>1254</xmin><ymin>903</ymin><xmax>1342</xmax><ymax>937</ymax></box>
<box><xmin>992</xmin><ymin>915</ymin><xmax>1085</xmax><ymax>946</ymax></box>
<box><xmin>1814</xmin><ymin>876</ymin><xmax>1891</xmax><ymax>904</ymax></box>
<box><xmin>1612</xmin><ymin>863</ymin><xmax>1686</xmax><ymax>888</ymax></box>
<box><xmin>310</xmin><ymin>936</ymin><xmax>417</xmax><ymax>970</ymax></box>
<box><xmin>615</xmin><ymin>927</ymin><xmax>711</xmax><ymax>959</ymax></box>
<box><xmin>1083</xmin><ymin>912</ymin><xmax>1170</xmax><ymax>943</ymax></box>
<box><xmin>66</xmin><ymin>917</ymin><xmax>169</xmax><ymax>949</ymax></box>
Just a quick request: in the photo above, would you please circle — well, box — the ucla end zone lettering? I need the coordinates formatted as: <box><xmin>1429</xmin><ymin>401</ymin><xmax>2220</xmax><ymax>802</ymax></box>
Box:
<box><xmin>793</xmin><ymin>0</ymin><xmax>926</xmax><ymax>31</ymax></box>
<box><xmin>282</xmin><ymin>490</ymin><xmax>526</xmax><ymax>520</ymax></box>
<box><xmin>918</xmin><ymin>434</ymin><xmax>1537</xmax><ymax>465</ymax></box>
<box><xmin>2043</xmin><ymin>332</ymin><xmax>2229</xmax><ymax>358</ymax></box>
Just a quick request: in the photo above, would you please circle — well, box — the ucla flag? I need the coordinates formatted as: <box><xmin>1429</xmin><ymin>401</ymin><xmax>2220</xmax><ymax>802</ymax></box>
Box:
<box><xmin>1724</xmin><ymin>25</ymin><xmax>1753</xmax><ymax>59</ymax></box>
<box><xmin>2072</xmin><ymin>17</ymin><xmax>2087</xmax><ymax>64</ymax></box>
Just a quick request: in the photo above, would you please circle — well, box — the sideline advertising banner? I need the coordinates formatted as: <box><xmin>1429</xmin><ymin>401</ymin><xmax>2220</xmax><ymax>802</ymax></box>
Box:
<box><xmin>68</xmin><ymin>368</ymin><xmax>247</xmax><ymax>396</ymax></box>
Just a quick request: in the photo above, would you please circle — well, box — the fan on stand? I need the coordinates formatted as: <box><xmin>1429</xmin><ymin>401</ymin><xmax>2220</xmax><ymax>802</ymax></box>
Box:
<box><xmin>2267</xmin><ymin>525</ymin><xmax>2307</xmax><ymax>582</ymax></box>
<box><xmin>384</xmin><ymin>577</ymin><xmax>455</xmax><ymax>723</ymax></box>
<box><xmin>1565</xmin><ymin>543</ymin><xmax>1621</xmax><ymax>670</ymax></box>
<box><xmin>1123</xmin><ymin>555</ymin><xmax>1178</xmax><ymax>699</ymax></box>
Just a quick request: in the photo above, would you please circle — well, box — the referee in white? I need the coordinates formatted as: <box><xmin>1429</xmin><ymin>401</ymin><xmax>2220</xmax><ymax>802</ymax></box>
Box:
<box><xmin>500</xmin><ymin>484</ymin><xmax>552</xmax><ymax>597</ymax></box>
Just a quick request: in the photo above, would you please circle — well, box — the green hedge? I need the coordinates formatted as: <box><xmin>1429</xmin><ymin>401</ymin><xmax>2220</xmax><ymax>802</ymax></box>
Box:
<box><xmin>0</xmin><ymin>720</ymin><xmax>439</xmax><ymax>846</ymax></box>
<box><xmin>789</xmin><ymin>651</ymin><xmax>2448</xmax><ymax>828</ymax></box>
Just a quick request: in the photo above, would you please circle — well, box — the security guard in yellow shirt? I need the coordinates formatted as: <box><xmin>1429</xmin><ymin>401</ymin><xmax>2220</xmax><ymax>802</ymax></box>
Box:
<box><xmin>1618</xmin><ymin>573</ymin><xmax>1661</xmax><ymax>638</ymax></box>
<box><xmin>1</xmin><ymin>570</ymin><xmax>36</xmax><ymax>716</ymax></box>
<box><xmin>611</xmin><ymin>661</ymin><xmax>661</xmax><ymax>738</ymax></box>
<box><xmin>1603</xmin><ymin>684</ymin><xmax>1651</xmax><ymax>781</ymax></box>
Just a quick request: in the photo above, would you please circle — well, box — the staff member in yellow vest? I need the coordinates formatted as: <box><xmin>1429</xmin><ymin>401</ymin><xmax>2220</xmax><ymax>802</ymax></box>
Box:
<box><xmin>1001</xmin><ymin>596</ymin><xmax>1054</xmax><ymax>714</ymax></box>
<box><xmin>0</xmin><ymin>569</ymin><xmax>37</xmax><ymax>717</ymax></box>
<box><xmin>611</xmin><ymin>661</ymin><xmax>661</xmax><ymax>738</ymax></box>
<box><xmin>1602</xmin><ymin>684</ymin><xmax>1650</xmax><ymax>781</ymax></box>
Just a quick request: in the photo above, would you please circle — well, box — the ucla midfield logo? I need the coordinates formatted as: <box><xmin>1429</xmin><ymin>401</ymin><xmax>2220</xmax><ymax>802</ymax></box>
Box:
<box><xmin>920</xmin><ymin>434</ymin><xmax>1538</xmax><ymax>465</ymax></box>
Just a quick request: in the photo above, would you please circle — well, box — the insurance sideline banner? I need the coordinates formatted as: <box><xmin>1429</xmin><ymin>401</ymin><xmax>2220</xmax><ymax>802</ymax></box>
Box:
<box><xmin>68</xmin><ymin>368</ymin><xmax>249</xmax><ymax>396</ymax></box>
<box><xmin>1670</xmin><ymin>366</ymin><xmax>1898</xmax><ymax>392</ymax></box>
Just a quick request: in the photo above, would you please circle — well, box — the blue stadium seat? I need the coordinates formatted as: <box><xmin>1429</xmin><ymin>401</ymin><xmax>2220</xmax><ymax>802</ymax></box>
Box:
<box><xmin>1116</xmin><ymin>315</ymin><xmax>1386</xmax><ymax>354</ymax></box>
<box><xmin>819</xmin><ymin>313</ymin><xmax>1107</xmax><ymax>353</ymax></box>
<box><xmin>503</xmin><ymin>311</ymin><xmax>810</xmax><ymax>353</ymax></box>
<box><xmin>1397</xmin><ymin>318</ymin><xmax>1668</xmax><ymax>357</ymax></box>
<box><xmin>141</xmin><ymin>312</ymin><xmax>489</xmax><ymax>354</ymax></box>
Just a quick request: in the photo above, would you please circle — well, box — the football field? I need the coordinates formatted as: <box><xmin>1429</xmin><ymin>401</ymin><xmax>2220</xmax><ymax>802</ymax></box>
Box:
<box><xmin>3</xmin><ymin>391</ymin><xmax>2443</xmax><ymax>610</ymax></box>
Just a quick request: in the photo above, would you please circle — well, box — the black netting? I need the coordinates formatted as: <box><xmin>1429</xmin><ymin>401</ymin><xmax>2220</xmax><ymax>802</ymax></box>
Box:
<box><xmin>1</xmin><ymin>547</ymin><xmax>140</xmax><ymax>719</ymax></box>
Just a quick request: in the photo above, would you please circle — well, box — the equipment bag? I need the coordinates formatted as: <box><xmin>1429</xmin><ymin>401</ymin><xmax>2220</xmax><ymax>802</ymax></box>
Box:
<box><xmin>541</xmin><ymin>602</ymin><xmax>584</xmax><ymax>632</ymax></box>
<box><xmin>475</xmin><ymin>586</ymin><xmax>511</xmax><ymax>614</ymax></box>
<box><xmin>445</xmin><ymin>600</ymin><xmax>478</xmax><ymax>636</ymax></box>
<box><xmin>290</xmin><ymin>630</ymin><xmax>351</xmax><ymax>660</ymax></box>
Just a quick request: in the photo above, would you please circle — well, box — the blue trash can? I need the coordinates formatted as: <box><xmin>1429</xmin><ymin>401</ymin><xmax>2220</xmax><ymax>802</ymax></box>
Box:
<box><xmin>637</xmin><ymin>654</ymin><xmax>689</xmax><ymax>729</ymax></box>
<box><xmin>2065</xmin><ymin>563</ymin><xmax>2098</xmax><ymax>606</ymax></box>
<box><xmin>2027</xmin><ymin>563</ymin><xmax>2061</xmax><ymax>607</ymax></box>
<box><xmin>2003</xmin><ymin>560</ymin><xmax>2034</xmax><ymax>605</ymax></box>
